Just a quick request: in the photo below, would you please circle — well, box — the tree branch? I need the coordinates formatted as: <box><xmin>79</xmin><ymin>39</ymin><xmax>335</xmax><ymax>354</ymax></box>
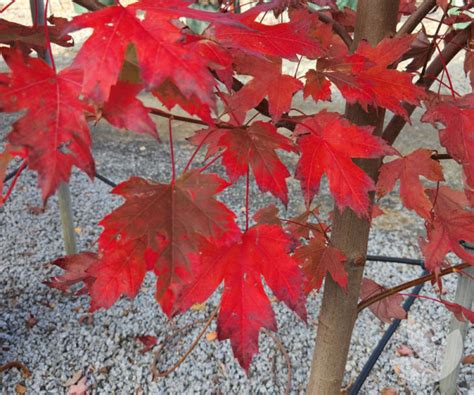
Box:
<box><xmin>396</xmin><ymin>0</ymin><xmax>437</xmax><ymax>37</ymax></box>
<box><xmin>382</xmin><ymin>27</ymin><xmax>470</xmax><ymax>145</ymax></box>
<box><xmin>317</xmin><ymin>12</ymin><xmax>353</xmax><ymax>49</ymax></box>
<box><xmin>357</xmin><ymin>262</ymin><xmax>470</xmax><ymax>313</ymax></box>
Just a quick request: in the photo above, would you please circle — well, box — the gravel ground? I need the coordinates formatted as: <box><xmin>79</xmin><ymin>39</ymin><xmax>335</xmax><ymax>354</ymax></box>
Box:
<box><xmin>1</xmin><ymin>2</ymin><xmax>474</xmax><ymax>394</ymax></box>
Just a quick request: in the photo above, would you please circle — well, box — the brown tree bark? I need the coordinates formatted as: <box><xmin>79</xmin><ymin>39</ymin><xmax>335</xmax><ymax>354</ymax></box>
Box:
<box><xmin>306</xmin><ymin>1</ymin><xmax>400</xmax><ymax>394</ymax></box>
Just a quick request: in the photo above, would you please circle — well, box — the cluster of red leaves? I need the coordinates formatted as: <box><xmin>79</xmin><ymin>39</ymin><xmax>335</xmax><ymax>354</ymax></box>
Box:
<box><xmin>1</xmin><ymin>0</ymin><xmax>474</xmax><ymax>370</ymax></box>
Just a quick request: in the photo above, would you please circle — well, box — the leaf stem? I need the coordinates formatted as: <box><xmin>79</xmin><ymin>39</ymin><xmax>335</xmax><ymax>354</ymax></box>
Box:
<box><xmin>2</xmin><ymin>160</ymin><xmax>27</xmax><ymax>204</ymax></box>
<box><xmin>182</xmin><ymin>129</ymin><xmax>215</xmax><ymax>175</ymax></box>
<box><xmin>199</xmin><ymin>152</ymin><xmax>223</xmax><ymax>173</ymax></box>
<box><xmin>168</xmin><ymin>117</ymin><xmax>176</xmax><ymax>182</ymax></box>
<box><xmin>245</xmin><ymin>167</ymin><xmax>250</xmax><ymax>231</ymax></box>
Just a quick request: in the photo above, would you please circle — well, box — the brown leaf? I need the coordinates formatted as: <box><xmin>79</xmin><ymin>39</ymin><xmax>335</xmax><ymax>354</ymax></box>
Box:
<box><xmin>462</xmin><ymin>354</ymin><xmax>474</xmax><ymax>364</ymax></box>
<box><xmin>25</xmin><ymin>314</ymin><xmax>37</xmax><ymax>329</ymax></box>
<box><xmin>381</xmin><ymin>387</ymin><xmax>398</xmax><ymax>395</ymax></box>
<box><xmin>15</xmin><ymin>384</ymin><xmax>26</xmax><ymax>394</ymax></box>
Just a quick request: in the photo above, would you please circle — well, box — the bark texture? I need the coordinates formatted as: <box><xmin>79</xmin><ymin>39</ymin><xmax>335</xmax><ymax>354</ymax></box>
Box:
<box><xmin>306</xmin><ymin>1</ymin><xmax>400</xmax><ymax>394</ymax></box>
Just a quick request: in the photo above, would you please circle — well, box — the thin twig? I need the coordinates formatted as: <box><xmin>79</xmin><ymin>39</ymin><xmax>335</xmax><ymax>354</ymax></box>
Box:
<box><xmin>151</xmin><ymin>304</ymin><xmax>220</xmax><ymax>379</ymax></box>
<box><xmin>263</xmin><ymin>329</ymin><xmax>293</xmax><ymax>395</ymax></box>
<box><xmin>357</xmin><ymin>263</ymin><xmax>470</xmax><ymax>313</ymax></box>
<box><xmin>0</xmin><ymin>361</ymin><xmax>31</xmax><ymax>377</ymax></box>
<box><xmin>382</xmin><ymin>27</ymin><xmax>470</xmax><ymax>145</ymax></box>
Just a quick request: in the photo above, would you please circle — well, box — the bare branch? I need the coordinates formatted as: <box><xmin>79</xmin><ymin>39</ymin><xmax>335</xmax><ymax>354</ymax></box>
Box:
<box><xmin>357</xmin><ymin>263</ymin><xmax>470</xmax><ymax>313</ymax></box>
<box><xmin>396</xmin><ymin>0</ymin><xmax>437</xmax><ymax>37</ymax></box>
<box><xmin>382</xmin><ymin>27</ymin><xmax>471</xmax><ymax>145</ymax></box>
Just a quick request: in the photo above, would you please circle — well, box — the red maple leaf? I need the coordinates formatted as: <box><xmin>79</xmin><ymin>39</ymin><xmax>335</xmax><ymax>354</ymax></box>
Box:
<box><xmin>377</xmin><ymin>149</ymin><xmax>444</xmax><ymax>219</ymax></box>
<box><xmin>45</xmin><ymin>252</ymin><xmax>97</xmax><ymax>295</ymax></box>
<box><xmin>0</xmin><ymin>17</ymin><xmax>73</xmax><ymax>53</ymax></box>
<box><xmin>98</xmin><ymin>170</ymin><xmax>239</xmax><ymax>313</ymax></box>
<box><xmin>190</xmin><ymin>121</ymin><xmax>295</xmax><ymax>205</ymax></box>
<box><xmin>420</xmin><ymin>187</ymin><xmax>474</xmax><ymax>272</ymax></box>
<box><xmin>64</xmin><ymin>2</ymin><xmax>221</xmax><ymax>106</ymax></box>
<box><xmin>226</xmin><ymin>53</ymin><xmax>303</xmax><ymax>122</ymax></box>
<box><xmin>295</xmin><ymin>236</ymin><xmax>347</xmax><ymax>293</ymax></box>
<box><xmin>306</xmin><ymin>36</ymin><xmax>424</xmax><ymax>118</ymax></box>
<box><xmin>136</xmin><ymin>335</ymin><xmax>158</xmax><ymax>353</ymax></box>
<box><xmin>294</xmin><ymin>111</ymin><xmax>394</xmax><ymax>216</ymax></box>
<box><xmin>102</xmin><ymin>81</ymin><xmax>157</xmax><ymax>138</ymax></box>
<box><xmin>209</xmin><ymin>8</ymin><xmax>322</xmax><ymax>61</ymax></box>
<box><xmin>173</xmin><ymin>225</ymin><xmax>306</xmax><ymax>370</ymax></box>
<box><xmin>442</xmin><ymin>299</ymin><xmax>474</xmax><ymax>324</ymax></box>
<box><xmin>0</xmin><ymin>49</ymin><xmax>94</xmax><ymax>201</ymax></box>
<box><xmin>360</xmin><ymin>278</ymin><xmax>407</xmax><ymax>324</ymax></box>
<box><xmin>422</xmin><ymin>93</ymin><xmax>474</xmax><ymax>199</ymax></box>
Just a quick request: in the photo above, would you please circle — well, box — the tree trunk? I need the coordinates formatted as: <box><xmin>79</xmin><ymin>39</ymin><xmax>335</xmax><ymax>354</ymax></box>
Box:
<box><xmin>306</xmin><ymin>1</ymin><xmax>400</xmax><ymax>394</ymax></box>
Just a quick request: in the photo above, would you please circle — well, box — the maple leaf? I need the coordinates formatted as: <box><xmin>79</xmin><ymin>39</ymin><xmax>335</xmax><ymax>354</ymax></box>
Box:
<box><xmin>295</xmin><ymin>236</ymin><xmax>347</xmax><ymax>293</ymax></box>
<box><xmin>442</xmin><ymin>299</ymin><xmax>474</xmax><ymax>324</ymax></box>
<box><xmin>45</xmin><ymin>252</ymin><xmax>97</xmax><ymax>295</ymax></box>
<box><xmin>174</xmin><ymin>225</ymin><xmax>306</xmax><ymax>370</ymax></box>
<box><xmin>136</xmin><ymin>335</ymin><xmax>158</xmax><ymax>353</ymax></box>
<box><xmin>99</xmin><ymin>170</ymin><xmax>239</xmax><ymax>313</ymax></box>
<box><xmin>64</xmin><ymin>2</ymin><xmax>220</xmax><ymax>106</ymax></box>
<box><xmin>420</xmin><ymin>187</ymin><xmax>474</xmax><ymax>272</ymax></box>
<box><xmin>0</xmin><ymin>17</ymin><xmax>73</xmax><ymax>53</ymax></box>
<box><xmin>227</xmin><ymin>53</ymin><xmax>303</xmax><ymax>121</ymax></box>
<box><xmin>377</xmin><ymin>149</ymin><xmax>444</xmax><ymax>219</ymax></box>
<box><xmin>190</xmin><ymin>121</ymin><xmax>295</xmax><ymax>205</ymax></box>
<box><xmin>253</xmin><ymin>204</ymin><xmax>281</xmax><ymax>226</ymax></box>
<box><xmin>306</xmin><ymin>36</ymin><xmax>424</xmax><ymax>118</ymax></box>
<box><xmin>153</xmin><ymin>79</ymin><xmax>213</xmax><ymax>125</ymax></box>
<box><xmin>294</xmin><ymin>111</ymin><xmax>394</xmax><ymax>216</ymax></box>
<box><xmin>0</xmin><ymin>49</ymin><xmax>94</xmax><ymax>201</ymax></box>
<box><xmin>360</xmin><ymin>278</ymin><xmax>407</xmax><ymax>324</ymax></box>
<box><xmin>209</xmin><ymin>8</ymin><xmax>322</xmax><ymax>61</ymax></box>
<box><xmin>303</xmin><ymin>69</ymin><xmax>332</xmax><ymax>102</ymax></box>
<box><xmin>102</xmin><ymin>81</ymin><xmax>157</xmax><ymax>138</ymax></box>
<box><xmin>422</xmin><ymin>93</ymin><xmax>474</xmax><ymax>198</ymax></box>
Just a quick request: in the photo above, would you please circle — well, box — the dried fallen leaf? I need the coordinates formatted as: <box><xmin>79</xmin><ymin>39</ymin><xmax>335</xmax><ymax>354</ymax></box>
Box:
<box><xmin>381</xmin><ymin>387</ymin><xmax>398</xmax><ymax>395</ymax></box>
<box><xmin>74</xmin><ymin>227</ymin><xmax>82</xmax><ymax>234</ymax></box>
<box><xmin>396</xmin><ymin>344</ymin><xmax>413</xmax><ymax>357</ymax></box>
<box><xmin>462</xmin><ymin>354</ymin><xmax>474</xmax><ymax>364</ymax></box>
<box><xmin>190</xmin><ymin>303</ymin><xmax>206</xmax><ymax>311</ymax></box>
<box><xmin>206</xmin><ymin>331</ymin><xmax>218</xmax><ymax>341</ymax></box>
<box><xmin>65</xmin><ymin>370</ymin><xmax>83</xmax><ymax>387</ymax></box>
<box><xmin>136</xmin><ymin>335</ymin><xmax>157</xmax><ymax>353</ymax></box>
<box><xmin>68</xmin><ymin>376</ymin><xmax>88</xmax><ymax>395</ymax></box>
<box><xmin>393</xmin><ymin>364</ymin><xmax>401</xmax><ymax>375</ymax></box>
<box><xmin>15</xmin><ymin>384</ymin><xmax>26</xmax><ymax>394</ymax></box>
<box><xmin>25</xmin><ymin>314</ymin><xmax>37</xmax><ymax>329</ymax></box>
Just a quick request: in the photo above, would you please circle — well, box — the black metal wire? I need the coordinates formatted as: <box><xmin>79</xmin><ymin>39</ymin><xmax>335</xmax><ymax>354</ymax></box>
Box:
<box><xmin>3</xmin><ymin>166</ymin><xmax>22</xmax><ymax>183</ymax></box>
<box><xmin>366</xmin><ymin>255</ymin><xmax>425</xmax><ymax>268</ymax></box>
<box><xmin>349</xmin><ymin>270</ymin><xmax>428</xmax><ymax>394</ymax></box>
<box><xmin>2</xmin><ymin>165</ymin><xmax>467</xmax><ymax>394</ymax></box>
<box><xmin>95</xmin><ymin>172</ymin><xmax>118</xmax><ymax>188</ymax></box>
